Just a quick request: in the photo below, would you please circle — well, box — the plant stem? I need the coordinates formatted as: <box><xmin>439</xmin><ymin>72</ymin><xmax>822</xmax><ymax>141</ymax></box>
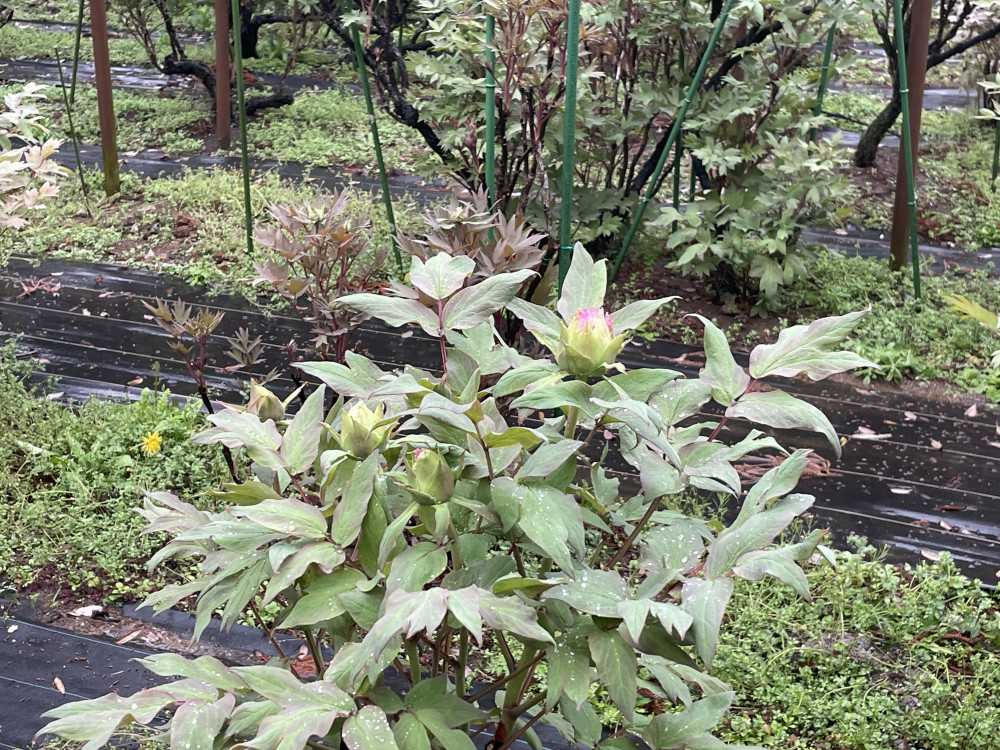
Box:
<box><xmin>557</xmin><ymin>0</ymin><xmax>582</xmax><ymax>293</ymax></box>
<box><xmin>249</xmin><ymin>599</ymin><xmax>287</xmax><ymax>659</ymax></box>
<box><xmin>456</xmin><ymin>628</ymin><xmax>470</xmax><ymax>698</ymax></box>
<box><xmin>563</xmin><ymin>404</ymin><xmax>579</xmax><ymax>439</ymax></box>
<box><xmin>608</xmin><ymin>496</ymin><xmax>659</xmax><ymax>568</ymax></box>
<box><xmin>54</xmin><ymin>52</ymin><xmax>92</xmax><ymax>217</ymax></box>
<box><xmin>303</xmin><ymin>627</ymin><xmax>325</xmax><ymax>676</ymax></box>
<box><xmin>500</xmin><ymin>645</ymin><xmax>540</xmax><ymax>739</ymax></box>
<box><xmin>406</xmin><ymin>640</ymin><xmax>422</xmax><ymax>684</ymax></box>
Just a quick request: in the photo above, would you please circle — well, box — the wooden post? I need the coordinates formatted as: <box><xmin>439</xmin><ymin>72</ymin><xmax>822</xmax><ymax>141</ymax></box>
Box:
<box><xmin>214</xmin><ymin>0</ymin><xmax>231</xmax><ymax>149</ymax></box>
<box><xmin>88</xmin><ymin>0</ymin><xmax>119</xmax><ymax>195</ymax></box>
<box><xmin>888</xmin><ymin>0</ymin><xmax>932</xmax><ymax>271</ymax></box>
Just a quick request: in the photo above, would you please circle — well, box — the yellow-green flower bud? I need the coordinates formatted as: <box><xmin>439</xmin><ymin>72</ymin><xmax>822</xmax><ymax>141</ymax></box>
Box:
<box><xmin>340</xmin><ymin>402</ymin><xmax>391</xmax><ymax>458</ymax></box>
<box><xmin>405</xmin><ymin>448</ymin><xmax>455</xmax><ymax>505</ymax></box>
<box><xmin>246</xmin><ymin>381</ymin><xmax>285</xmax><ymax>422</ymax></box>
<box><xmin>555</xmin><ymin>307</ymin><xmax>627</xmax><ymax>379</ymax></box>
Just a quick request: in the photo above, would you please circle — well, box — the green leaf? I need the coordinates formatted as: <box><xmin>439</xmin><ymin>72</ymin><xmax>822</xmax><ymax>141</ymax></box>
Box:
<box><xmin>680</xmin><ymin>578</ymin><xmax>734</xmax><ymax>669</ymax></box>
<box><xmin>642</xmin><ymin>692</ymin><xmax>735</xmax><ymax>750</ymax></box>
<box><xmin>232</xmin><ymin>498</ymin><xmax>328</xmax><ymax>541</ymax></box>
<box><xmin>404</xmin><ymin>676</ymin><xmax>486</xmax><ymax>727</ymax></box>
<box><xmin>649</xmin><ymin>380</ymin><xmax>712</xmax><ymax>427</ymax></box>
<box><xmin>208</xmin><ymin>480</ymin><xmax>282</xmax><ymax>506</ymax></box>
<box><xmin>386</xmin><ymin>541</ymin><xmax>448</xmax><ymax>594</ymax></box>
<box><xmin>280</xmin><ymin>568</ymin><xmax>364</xmax><ymax>628</ymax></box>
<box><xmin>296</xmin><ymin>357</ymin><xmax>386</xmax><ymax>399</ymax></box>
<box><xmin>517</xmin><ymin>485</ymin><xmax>585</xmax><ymax>573</ymax></box>
<box><xmin>338</xmin><ymin>293</ymin><xmax>441</xmax><ymax>337</ymax></box>
<box><xmin>594</xmin><ymin>368</ymin><xmax>681</xmax><ymax>404</ymax></box>
<box><xmin>748</xmin><ymin>310</ymin><xmax>874</xmax><ymax>380</ymax></box>
<box><xmin>692</xmin><ymin>315</ymin><xmax>749</xmax><ymax>406</ymax></box>
<box><xmin>38</xmin><ymin>692</ymin><xmax>175</xmax><ymax>750</ymax></box>
<box><xmin>136</xmin><ymin>654</ymin><xmax>246</xmax><ymax>693</ymax></box>
<box><xmin>169</xmin><ymin>694</ymin><xmax>234</xmax><ymax>750</ymax></box>
<box><xmin>379</xmin><ymin>501</ymin><xmax>418</xmax><ymax>569</ymax></box>
<box><xmin>608</xmin><ymin>298</ymin><xmax>676</xmax><ymax>332</ymax></box>
<box><xmin>263</xmin><ymin>541</ymin><xmax>346</xmax><ymax>605</ymax></box>
<box><xmin>446</xmin><ymin>586</ymin><xmax>483</xmax><ymax>644</ymax></box>
<box><xmin>343</xmin><ymin>706</ymin><xmax>400</xmax><ymax>750</ymax></box>
<box><xmin>728</xmin><ymin>390</ymin><xmax>841</xmax><ymax>456</ymax></box>
<box><xmin>443</xmin><ymin>269</ymin><xmax>535</xmax><ymax>330</ymax></box>
<box><xmin>557</xmin><ymin>243</ymin><xmax>607</xmax><ymax>321</ymax></box>
<box><xmin>332</xmin><ymin>453</ymin><xmax>380</xmax><ymax>547</ymax></box>
<box><xmin>589</xmin><ymin>629</ymin><xmax>637</xmax><ymax>719</ymax></box>
<box><xmin>517</xmin><ymin>440</ymin><xmax>583</xmax><ymax>481</ymax></box>
<box><xmin>558</xmin><ymin>694</ymin><xmax>602</xmax><ymax>747</ymax></box>
<box><xmin>510</xmin><ymin>380</ymin><xmax>594</xmax><ymax>412</ymax></box>
<box><xmin>704</xmin><ymin>493</ymin><xmax>815</xmax><ymax>578</ymax></box>
<box><xmin>543</xmin><ymin>568</ymin><xmax>626</xmax><ymax>617</ymax></box>
<box><xmin>413</xmin><ymin>709</ymin><xmax>477</xmax><ymax>750</ymax></box>
<box><xmin>409</xmin><ymin>253</ymin><xmax>475</xmax><ymax>301</ymax></box>
<box><xmin>393</xmin><ymin>713</ymin><xmax>432</xmax><ymax>750</ymax></box>
<box><xmin>478</xmin><ymin>590</ymin><xmax>554</xmax><ymax>643</ymax></box>
<box><xmin>546</xmin><ymin>627</ymin><xmax>593</xmax><ymax>710</ymax></box>
<box><xmin>505</xmin><ymin>299</ymin><xmax>562</xmax><ymax>350</ymax></box>
<box><xmin>280</xmin><ymin>385</ymin><xmax>326</xmax><ymax>474</ymax></box>
<box><xmin>194</xmin><ymin>409</ymin><xmax>284</xmax><ymax>469</ymax></box>
<box><xmin>732</xmin><ymin>450</ymin><xmax>809</xmax><ymax>529</ymax></box>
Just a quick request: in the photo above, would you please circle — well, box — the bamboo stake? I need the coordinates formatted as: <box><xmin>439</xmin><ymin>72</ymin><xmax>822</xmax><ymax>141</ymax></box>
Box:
<box><xmin>351</xmin><ymin>25</ymin><xmax>402</xmax><ymax>274</ymax></box>
<box><xmin>557</xmin><ymin>0</ymin><xmax>582</xmax><ymax>292</ymax></box>
<box><xmin>889</xmin><ymin>0</ymin><xmax>929</xmax><ymax>298</ymax></box>
<box><xmin>672</xmin><ymin>44</ymin><xmax>685</xmax><ymax>233</ymax></box>
<box><xmin>610</xmin><ymin>0</ymin><xmax>737</xmax><ymax>280</ymax></box>
<box><xmin>230</xmin><ymin>0</ymin><xmax>254</xmax><ymax>258</ymax></box>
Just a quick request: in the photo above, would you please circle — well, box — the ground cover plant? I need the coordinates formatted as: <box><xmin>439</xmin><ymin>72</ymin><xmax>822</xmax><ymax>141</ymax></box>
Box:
<box><xmin>0</xmin><ymin>340</ymin><xmax>230</xmax><ymax>599</ymax></box>
<box><xmin>37</xmin><ymin>245</ymin><xmax>880</xmax><ymax>749</ymax></box>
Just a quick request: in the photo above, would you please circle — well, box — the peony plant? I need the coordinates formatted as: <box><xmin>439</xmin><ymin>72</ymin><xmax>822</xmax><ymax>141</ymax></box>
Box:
<box><xmin>39</xmin><ymin>246</ymin><xmax>874</xmax><ymax>750</ymax></box>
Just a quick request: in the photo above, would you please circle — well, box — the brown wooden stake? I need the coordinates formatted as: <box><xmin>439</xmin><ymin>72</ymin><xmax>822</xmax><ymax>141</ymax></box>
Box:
<box><xmin>214</xmin><ymin>0</ymin><xmax>231</xmax><ymax>149</ymax></box>
<box><xmin>87</xmin><ymin>0</ymin><xmax>119</xmax><ymax>196</ymax></box>
<box><xmin>888</xmin><ymin>0</ymin><xmax>932</xmax><ymax>271</ymax></box>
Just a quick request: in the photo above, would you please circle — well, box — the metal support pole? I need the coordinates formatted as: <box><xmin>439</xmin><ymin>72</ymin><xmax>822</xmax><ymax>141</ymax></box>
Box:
<box><xmin>215</xmin><ymin>0</ymin><xmax>231</xmax><ymax>150</ymax></box>
<box><xmin>88</xmin><ymin>0</ymin><xmax>119</xmax><ymax>196</ymax></box>
<box><xmin>557</xmin><ymin>0</ymin><xmax>582</xmax><ymax>292</ymax></box>
<box><xmin>611</xmin><ymin>0</ymin><xmax>737</xmax><ymax>280</ymax></box>
<box><xmin>811</xmin><ymin>22</ymin><xmax>837</xmax><ymax>142</ymax></box>
<box><xmin>230</xmin><ymin>0</ymin><xmax>254</xmax><ymax>257</ymax></box>
<box><xmin>991</xmin><ymin>119</ymin><xmax>999</xmax><ymax>193</ymax></box>
<box><xmin>888</xmin><ymin>0</ymin><xmax>931</xmax><ymax>300</ymax></box>
<box><xmin>351</xmin><ymin>26</ymin><xmax>402</xmax><ymax>273</ymax></box>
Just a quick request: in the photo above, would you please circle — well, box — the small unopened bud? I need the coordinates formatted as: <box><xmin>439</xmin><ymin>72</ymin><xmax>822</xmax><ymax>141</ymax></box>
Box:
<box><xmin>246</xmin><ymin>381</ymin><xmax>285</xmax><ymax>422</ymax></box>
<box><xmin>406</xmin><ymin>448</ymin><xmax>455</xmax><ymax>505</ymax></box>
<box><xmin>555</xmin><ymin>307</ymin><xmax>626</xmax><ymax>379</ymax></box>
<box><xmin>340</xmin><ymin>401</ymin><xmax>391</xmax><ymax>458</ymax></box>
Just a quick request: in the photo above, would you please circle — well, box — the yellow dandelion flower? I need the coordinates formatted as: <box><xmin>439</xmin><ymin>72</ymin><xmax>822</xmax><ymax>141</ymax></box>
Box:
<box><xmin>141</xmin><ymin>431</ymin><xmax>163</xmax><ymax>455</ymax></box>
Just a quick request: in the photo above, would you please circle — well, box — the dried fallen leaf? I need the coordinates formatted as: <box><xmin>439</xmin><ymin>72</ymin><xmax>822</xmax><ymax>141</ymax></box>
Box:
<box><xmin>921</xmin><ymin>549</ymin><xmax>941</xmax><ymax>562</ymax></box>
<box><xmin>940</xmin><ymin>520</ymin><xmax>953</xmax><ymax>531</ymax></box>
<box><xmin>904</xmin><ymin>411</ymin><xmax>918</xmax><ymax>421</ymax></box>
<box><xmin>6</xmin><ymin>624</ymin><xmax>17</xmax><ymax>634</ymax></box>
<box><xmin>53</xmin><ymin>677</ymin><xmax>65</xmax><ymax>694</ymax></box>
<box><xmin>988</xmin><ymin>441</ymin><xmax>1000</xmax><ymax>450</ymax></box>
<box><xmin>115</xmin><ymin>629</ymin><xmax>143</xmax><ymax>645</ymax></box>
<box><xmin>851</xmin><ymin>427</ymin><xmax>892</xmax><ymax>441</ymax></box>
<box><xmin>68</xmin><ymin>605</ymin><xmax>104</xmax><ymax>618</ymax></box>
<box><xmin>126</xmin><ymin>377</ymin><xmax>143</xmax><ymax>386</ymax></box>
<box><xmin>81</xmin><ymin>308</ymin><xmax>91</xmax><ymax>316</ymax></box>
<box><xmin>45</xmin><ymin>392</ymin><xmax>64</xmax><ymax>401</ymax></box>
<box><xmin>965</xmin><ymin>404</ymin><xmax>979</xmax><ymax>418</ymax></box>
<box><xmin>929</xmin><ymin>439</ymin><xmax>943</xmax><ymax>450</ymax></box>
<box><xmin>938</xmin><ymin>504</ymin><xmax>968</xmax><ymax>512</ymax></box>
<box><xmin>888</xmin><ymin>485</ymin><xmax>913</xmax><ymax>495</ymax></box>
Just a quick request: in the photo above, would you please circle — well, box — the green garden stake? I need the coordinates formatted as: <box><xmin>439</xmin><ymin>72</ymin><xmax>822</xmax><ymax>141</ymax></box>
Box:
<box><xmin>892</xmin><ymin>0</ymin><xmax>922</xmax><ymax>299</ymax></box>
<box><xmin>71</xmin><ymin>0</ymin><xmax>85</xmax><ymax>105</ymax></box>
<box><xmin>991</xmin><ymin>119</ymin><xmax>999</xmax><ymax>193</ymax></box>
<box><xmin>672</xmin><ymin>44</ymin><xmax>685</xmax><ymax>233</ymax></box>
<box><xmin>611</xmin><ymin>0</ymin><xmax>737</xmax><ymax>280</ymax></box>
<box><xmin>810</xmin><ymin>21</ymin><xmax>838</xmax><ymax>143</ymax></box>
<box><xmin>55</xmin><ymin>52</ymin><xmax>91</xmax><ymax>217</ymax></box>
<box><xmin>351</xmin><ymin>25</ymin><xmax>403</xmax><ymax>274</ymax></box>
<box><xmin>557</xmin><ymin>0</ymin><xmax>582</xmax><ymax>292</ymax></box>
<box><xmin>231</xmin><ymin>0</ymin><xmax>255</xmax><ymax>259</ymax></box>
<box><xmin>484</xmin><ymin>10</ymin><xmax>497</xmax><ymax>209</ymax></box>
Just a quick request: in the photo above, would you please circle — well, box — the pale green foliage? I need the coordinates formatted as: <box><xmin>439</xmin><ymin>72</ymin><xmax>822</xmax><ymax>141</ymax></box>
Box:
<box><xmin>39</xmin><ymin>247</ymin><xmax>872</xmax><ymax>750</ymax></box>
<box><xmin>0</xmin><ymin>83</ymin><xmax>67</xmax><ymax>235</ymax></box>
